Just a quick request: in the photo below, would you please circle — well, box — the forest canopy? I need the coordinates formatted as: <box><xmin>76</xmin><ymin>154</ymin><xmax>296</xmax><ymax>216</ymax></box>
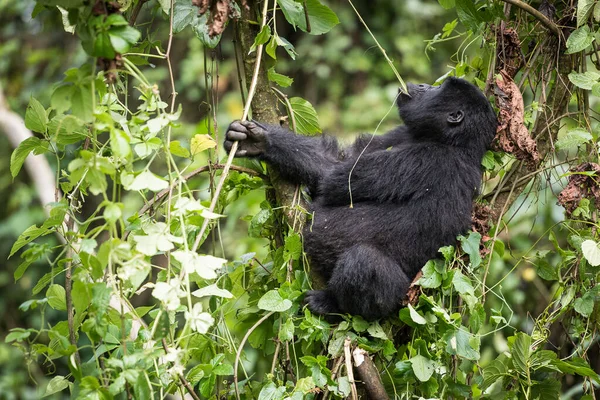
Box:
<box><xmin>0</xmin><ymin>0</ymin><xmax>599</xmax><ymax>399</ymax></box>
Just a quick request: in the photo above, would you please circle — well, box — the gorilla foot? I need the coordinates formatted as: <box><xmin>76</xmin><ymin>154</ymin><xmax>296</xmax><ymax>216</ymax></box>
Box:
<box><xmin>304</xmin><ymin>290</ymin><xmax>341</xmax><ymax>316</ymax></box>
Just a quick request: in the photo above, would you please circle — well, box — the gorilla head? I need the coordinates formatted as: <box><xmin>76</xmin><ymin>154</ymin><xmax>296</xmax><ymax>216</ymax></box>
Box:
<box><xmin>397</xmin><ymin>77</ymin><xmax>496</xmax><ymax>154</ymax></box>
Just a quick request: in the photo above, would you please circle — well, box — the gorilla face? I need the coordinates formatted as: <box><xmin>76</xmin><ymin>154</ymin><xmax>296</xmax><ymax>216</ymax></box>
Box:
<box><xmin>397</xmin><ymin>77</ymin><xmax>496</xmax><ymax>150</ymax></box>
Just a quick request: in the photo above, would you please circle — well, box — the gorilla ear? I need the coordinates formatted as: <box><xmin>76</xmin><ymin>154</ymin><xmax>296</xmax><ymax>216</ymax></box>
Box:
<box><xmin>447</xmin><ymin>110</ymin><xmax>464</xmax><ymax>125</ymax></box>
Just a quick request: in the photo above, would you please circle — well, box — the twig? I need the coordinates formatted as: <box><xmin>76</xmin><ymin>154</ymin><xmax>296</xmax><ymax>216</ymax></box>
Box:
<box><xmin>347</xmin><ymin>0</ymin><xmax>407</xmax><ymax>93</ymax></box>
<box><xmin>190</xmin><ymin>0</ymin><xmax>270</xmax><ymax>253</ymax></box>
<box><xmin>160</xmin><ymin>338</ymin><xmax>201</xmax><ymax>400</ymax></box>
<box><xmin>322</xmin><ymin>355</ymin><xmax>345</xmax><ymax>400</ymax></box>
<box><xmin>270</xmin><ymin>339</ymin><xmax>281</xmax><ymax>375</ymax></box>
<box><xmin>129</xmin><ymin>0</ymin><xmax>149</xmax><ymax>26</ymax></box>
<box><xmin>344</xmin><ymin>338</ymin><xmax>358</xmax><ymax>400</ymax></box>
<box><xmin>352</xmin><ymin>347</ymin><xmax>389</xmax><ymax>400</ymax></box>
<box><xmin>302</xmin><ymin>0</ymin><xmax>311</xmax><ymax>32</ymax></box>
<box><xmin>139</xmin><ymin>164</ymin><xmax>260</xmax><ymax>217</ymax></box>
<box><xmin>272</xmin><ymin>87</ymin><xmax>297</xmax><ymax>132</ymax></box>
<box><xmin>234</xmin><ymin>311</ymin><xmax>275</xmax><ymax>400</ymax></box>
<box><xmin>499</xmin><ymin>0</ymin><xmax>560</xmax><ymax>37</ymax></box>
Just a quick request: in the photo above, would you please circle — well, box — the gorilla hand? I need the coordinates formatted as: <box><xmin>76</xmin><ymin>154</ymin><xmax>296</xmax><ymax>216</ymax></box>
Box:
<box><xmin>224</xmin><ymin>120</ymin><xmax>268</xmax><ymax>157</ymax></box>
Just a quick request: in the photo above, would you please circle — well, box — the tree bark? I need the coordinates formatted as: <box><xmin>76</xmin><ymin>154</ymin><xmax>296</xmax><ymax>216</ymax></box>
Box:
<box><xmin>236</xmin><ymin>1</ymin><xmax>301</xmax><ymax>228</ymax></box>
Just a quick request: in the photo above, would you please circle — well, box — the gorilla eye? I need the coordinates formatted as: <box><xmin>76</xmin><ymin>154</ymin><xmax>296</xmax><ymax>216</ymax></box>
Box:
<box><xmin>447</xmin><ymin>110</ymin><xmax>464</xmax><ymax>125</ymax></box>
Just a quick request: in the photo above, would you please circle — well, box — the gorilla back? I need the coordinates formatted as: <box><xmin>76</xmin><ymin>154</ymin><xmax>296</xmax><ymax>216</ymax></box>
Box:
<box><xmin>225</xmin><ymin>77</ymin><xmax>497</xmax><ymax>320</ymax></box>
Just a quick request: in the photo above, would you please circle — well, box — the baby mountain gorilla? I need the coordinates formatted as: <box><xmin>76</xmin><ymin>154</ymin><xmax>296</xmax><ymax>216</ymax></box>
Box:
<box><xmin>225</xmin><ymin>77</ymin><xmax>496</xmax><ymax>320</ymax></box>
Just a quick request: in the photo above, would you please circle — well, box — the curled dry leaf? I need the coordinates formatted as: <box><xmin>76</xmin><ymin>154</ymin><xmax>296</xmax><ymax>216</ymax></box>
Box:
<box><xmin>93</xmin><ymin>0</ymin><xmax>122</xmax><ymax>15</ymax></box>
<box><xmin>98</xmin><ymin>54</ymin><xmax>124</xmax><ymax>84</ymax></box>
<box><xmin>192</xmin><ymin>0</ymin><xmax>237</xmax><ymax>38</ymax></box>
<box><xmin>192</xmin><ymin>0</ymin><xmax>209</xmax><ymax>14</ymax></box>
<box><xmin>209</xmin><ymin>0</ymin><xmax>230</xmax><ymax>37</ymax></box>
<box><xmin>472</xmin><ymin>202</ymin><xmax>493</xmax><ymax>258</ymax></box>
<box><xmin>495</xmin><ymin>26</ymin><xmax>523</xmax><ymax>78</ymax></box>
<box><xmin>558</xmin><ymin>162</ymin><xmax>600</xmax><ymax>217</ymax></box>
<box><xmin>404</xmin><ymin>270</ymin><xmax>423</xmax><ymax>306</ymax></box>
<box><xmin>493</xmin><ymin>70</ymin><xmax>540</xmax><ymax>169</ymax></box>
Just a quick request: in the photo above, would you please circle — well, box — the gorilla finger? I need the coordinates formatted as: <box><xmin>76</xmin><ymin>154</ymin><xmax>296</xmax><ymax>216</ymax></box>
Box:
<box><xmin>250</xmin><ymin>119</ymin><xmax>268</xmax><ymax>130</ymax></box>
<box><xmin>223</xmin><ymin>140</ymin><xmax>233</xmax><ymax>153</ymax></box>
<box><xmin>235</xmin><ymin>149</ymin><xmax>248</xmax><ymax>157</ymax></box>
<box><xmin>243</xmin><ymin>120</ymin><xmax>266</xmax><ymax>136</ymax></box>
<box><xmin>226</xmin><ymin>130</ymin><xmax>247</xmax><ymax>141</ymax></box>
<box><xmin>228</xmin><ymin>121</ymin><xmax>248</xmax><ymax>133</ymax></box>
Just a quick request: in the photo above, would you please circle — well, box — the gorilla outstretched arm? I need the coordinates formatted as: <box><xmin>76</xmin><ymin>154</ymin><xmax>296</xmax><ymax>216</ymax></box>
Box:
<box><xmin>224</xmin><ymin>121</ymin><xmax>409</xmax><ymax>193</ymax></box>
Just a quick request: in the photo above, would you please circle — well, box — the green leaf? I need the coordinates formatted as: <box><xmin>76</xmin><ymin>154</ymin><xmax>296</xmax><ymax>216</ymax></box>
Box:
<box><xmin>279</xmin><ymin>318</ymin><xmax>295</xmax><ymax>341</ymax></box>
<box><xmin>108</xmin><ymin>25</ymin><xmax>141</xmax><ymax>52</ymax></box>
<box><xmin>284</xmin><ymin>233</ymin><xmax>302</xmax><ymax>261</ymax></box>
<box><xmin>566</xmin><ymin>25</ymin><xmax>595</xmax><ymax>54</ymax></box>
<box><xmin>133</xmin><ymin>371</ymin><xmax>153</xmax><ymax>399</ymax></box>
<box><xmin>9</xmin><ymin>225</ymin><xmax>50</xmax><ymax>258</ymax></box>
<box><xmin>258</xmin><ymin>290</ymin><xmax>292</xmax><ymax>312</ymax></box>
<box><xmin>459</xmin><ymin>231</ymin><xmax>482</xmax><ymax>269</ymax></box>
<box><xmin>110</xmin><ymin>130</ymin><xmax>131</xmax><ymax>159</ymax></box>
<box><xmin>50</xmin><ymin>85</ymin><xmax>74</xmax><ymax>114</ymax></box>
<box><xmin>438</xmin><ymin>0</ymin><xmax>455</xmax><ymax>9</ymax></box>
<box><xmin>127</xmin><ymin>171</ymin><xmax>168</xmax><ymax>192</ymax></box>
<box><xmin>258</xmin><ymin>382</ymin><xmax>286</xmax><ymax>400</ymax></box>
<box><xmin>47</xmin><ymin>284</ymin><xmax>67</xmax><ymax>310</ymax></box>
<box><xmin>25</xmin><ymin>97</ymin><xmax>48</xmax><ymax>133</ymax></box>
<box><xmin>192</xmin><ymin>284</ymin><xmax>233</xmax><ymax>299</ymax></box>
<box><xmin>191</xmin><ymin>134</ymin><xmax>217</xmax><ymax>155</ymax></box>
<box><xmin>172</xmin><ymin>0</ymin><xmax>196</xmax><ymax>32</ymax></box>
<box><xmin>408</xmin><ymin>304</ymin><xmax>427</xmax><ymax>325</ymax></box>
<box><xmin>581</xmin><ymin>240</ymin><xmax>600</xmax><ymax>266</ymax></box>
<box><xmin>531</xmin><ymin>380</ymin><xmax>561</xmax><ymax>400</ymax></box>
<box><xmin>104</xmin><ymin>202</ymin><xmax>122</xmax><ymax>224</ymax></box>
<box><xmin>578</xmin><ymin>0</ymin><xmax>596</xmax><ymax>26</ymax></box>
<box><xmin>5</xmin><ymin>329</ymin><xmax>31</xmax><ymax>343</ymax></box>
<box><xmin>268</xmin><ymin>67</ymin><xmax>294</xmax><ymax>87</ymax></box>
<box><xmin>455</xmin><ymin>0</ymin><xmax>487</xmax><ymax>32</ymax></box>
<box><xmin>289</xmin><ymin>97</ymin><xmax>321</xmax><ymax>135</ymax></box>
<box><xmin>94</xmin><ymin>32</ymin><xmax>115</xmax><ymax>58</ymax></box>
<box><xmin>444</xmin><ymin>328</ymin><xmax>480</xmax><ymax>360</ymax></box>
<box><xmin>554</xmin><ymin>357</ymin><xmax>600</xmax><ymax>383</ymax></box>
<box><xmin>367</xmin><ymin>321</ymin><xmax>388</xmax><ymax>339</ymax></box>
<box><xmin>573</xmin><ymin>290</ymin><xmax>596</xmax><ymax>317</ymax></box>
<box><xmin>352</xmin><ymin>315</ymin><xmax>369</xmax><ymax>332</ymax></box>
<box><xmin>169</xmin><ymin>140</ymin><xmax>191</xmax><ymax>158</ymax></box>
<box><xmin>10</xmin><ymin>137</ymin><xmax>49</xmax><ymax>178</ymax></box>
<box><xmin>410</xmin><ymin>355</ymin><xmax>435</xmax><ymax>382</ymax></box>
<box><xmin>213</xmin><ymin>363</ymin><xmax>234</xmax><ymax>376</ymax></box>
<box><xmin>71</xmin><ymin>84</ymin><xmax>94</xmax><ymax>122</ymax></box>
<box><xmin>417</xmin><ymin>260</ymin><xmax>442</xmax><ymax>288</ymax></box>
<box><xmin>468</xmin><ymin>303</ymin><xmax>486</xmax><ymax>333</ymax></box>
<box><xmin>481</xmin><ymin>150</ymin><xmax>495</xmax><ymax>170</ymax></box>
<box><xmin>42</xmin><ymin>375</ymin><xmax>71</xmax><ymax>397</ymax></box>
<box><xmin>568</xmin><ymin>71</ymin><xmax>600</xmax><ymax>90</ymax></box>
<box><xmin>250</xmin><ymin>25</ymin><xmax>272</xmax><ymax>53</ymax></box>
<box><xmin>512</xmin><ymin>332</ymin><xmax>531</xmax><ymax>376</ymax></box>
<box><xmin>278</xmin><ymin>0</ymin><xmax>339</xmax><ymax>35</ymax></box>
<box><xmin>452</xmin><ymin>270</ymin><xmax>475</xmax><ymax>296</ymax></box>
<box><xmin>192</xmin><ymin>13</ymin><xmax>222</xmax><ymax>48</ymax></box>
<box><xmin>481</xmin><ymin>358</ymin><xmax>508</xmax><ymax>390</ymax></box>
<box><xmin>556</xmin><ymin>128</ymin><xmax>594</xmax><ymax>150</ymax></box>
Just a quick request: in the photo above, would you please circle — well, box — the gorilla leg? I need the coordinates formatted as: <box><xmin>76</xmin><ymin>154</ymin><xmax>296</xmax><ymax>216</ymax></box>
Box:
<box><xmin>306</xmin><ymin>245</ymin><xmax>411</xmax><ymax>320</ymax></box>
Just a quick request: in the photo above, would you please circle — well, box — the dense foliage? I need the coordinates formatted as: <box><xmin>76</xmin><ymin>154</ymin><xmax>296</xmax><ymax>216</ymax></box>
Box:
<box><xmin>1</xmin><ymin>0</ymin><xmax>600</xmax><ymax>399</ymax></box>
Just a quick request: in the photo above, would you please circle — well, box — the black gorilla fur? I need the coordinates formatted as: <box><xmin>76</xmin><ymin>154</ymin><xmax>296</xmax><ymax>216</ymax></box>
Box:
<box><xmin>225</xmin><ymin>77</ymin><xmax>497</xmax><ymax>319</ymax></box>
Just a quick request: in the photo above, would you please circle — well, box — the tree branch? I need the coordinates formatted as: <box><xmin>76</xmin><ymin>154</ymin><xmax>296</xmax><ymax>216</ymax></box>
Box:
<box><xmin>352</xmin><ymin>347</ymin><xmax>389</xmax><ymax>400</ymax></box>
<box><xmin>236</xmin><ymin>0</ymin><xmax>303</xmax><ymax>228</ymax></box>
<box><xmin>499</xmin><ymin>0</ymin><xmax>561</xmax><ymax>37</ymax></box>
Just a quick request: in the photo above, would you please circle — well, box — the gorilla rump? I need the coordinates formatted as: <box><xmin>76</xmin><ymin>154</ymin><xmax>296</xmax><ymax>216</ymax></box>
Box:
<box><xmin>225</xmin><ymin>77</ymin><xmax>497</xmax><ymax>320</ymax></box>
